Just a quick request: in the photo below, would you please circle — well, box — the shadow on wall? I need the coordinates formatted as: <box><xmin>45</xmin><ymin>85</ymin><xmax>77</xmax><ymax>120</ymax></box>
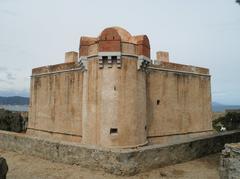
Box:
<box><xmin>213</xmin><ymin>112</ymin><xmax>240</xmax><ymax>132</ymax></box>
<box><xmin>0</xmin><ymin>108</ymin><xmax>28</xmax><ymax>133</ymax></box>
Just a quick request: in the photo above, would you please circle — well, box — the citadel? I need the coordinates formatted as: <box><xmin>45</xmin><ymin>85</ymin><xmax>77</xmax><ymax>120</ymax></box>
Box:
<box><xmin>27</xmin><ymin>27</ymin><xmax>212</xmax><ymax>148</ymax></box>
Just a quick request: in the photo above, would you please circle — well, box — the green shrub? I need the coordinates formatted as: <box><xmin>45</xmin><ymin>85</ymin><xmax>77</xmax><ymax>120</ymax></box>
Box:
<box><xmin>212</xmin><ymin>112</ymin><xmax>240</xmax><ymax>132</ymax></box>
<box><xmin>0</xmin><ymin>108</ymin><xmax>27</xmax><ymax>132</ymax></box>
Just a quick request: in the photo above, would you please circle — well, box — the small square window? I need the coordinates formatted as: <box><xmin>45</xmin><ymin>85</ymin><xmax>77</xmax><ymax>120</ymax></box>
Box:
<box><xmin>110</xmin><ymin>128</ymin><xmax>118</xmax><ymax>134</ymax></box>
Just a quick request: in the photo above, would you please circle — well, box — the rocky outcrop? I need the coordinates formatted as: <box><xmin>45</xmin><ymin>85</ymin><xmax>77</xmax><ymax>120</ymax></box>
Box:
<box><xmin>0</xmin><ymin>157</ymin><xmax>8</xmax><ymax>179</ymax></box>
<box><xmin>220</xmin><ymin>143</ymin><xmax>240</xmax><ymax>179</ymax></box>
<box><xmin>0</xmin><ymin>108</ymin><xmax>28</xmax><ymax>132</ymax></box>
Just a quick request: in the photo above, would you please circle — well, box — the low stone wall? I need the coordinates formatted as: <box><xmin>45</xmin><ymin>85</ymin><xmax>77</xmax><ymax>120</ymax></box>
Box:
<box><xmin>220</xmin><ymin>143</ymin><xmax>240</xmax><ymax>179</ymax></box>
<box><xmin>0</xmin><ymin>130</ymin><xmax>240</xmax><ymax>176</ymax></box>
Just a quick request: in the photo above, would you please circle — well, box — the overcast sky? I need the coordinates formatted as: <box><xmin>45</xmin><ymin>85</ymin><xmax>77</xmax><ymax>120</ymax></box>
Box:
<box><xmin>0</xmin><ymin>0</ymin><xmax>239</xmax><ymax>104</ymax></box>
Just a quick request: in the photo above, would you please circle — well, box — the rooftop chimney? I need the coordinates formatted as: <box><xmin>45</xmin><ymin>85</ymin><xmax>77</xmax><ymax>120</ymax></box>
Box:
<box><xmin>156</xmin><ymin>51</ymin><xmax>169</xmax><ymax>63</ymax></box>
<box><xmin>65</xmin><ymin>51</ymin><xmax>78</xmax><ymax>63</ymax></box>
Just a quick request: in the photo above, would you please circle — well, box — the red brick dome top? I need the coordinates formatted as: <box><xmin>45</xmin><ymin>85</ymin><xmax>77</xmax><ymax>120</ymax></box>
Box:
<box><xmin>99</xmin><ymin>27</ymin><xmax>150</xmax><ymax>47</ymax></box>
<box><xmin>99</xmin><ymin>27</ymin><xmax>132</xmax><ymax>42</ymax></box>
<box><xmin>79</xmin><ymin>27</ymin><xmax>150</xmax><ymax>57</ymax></box>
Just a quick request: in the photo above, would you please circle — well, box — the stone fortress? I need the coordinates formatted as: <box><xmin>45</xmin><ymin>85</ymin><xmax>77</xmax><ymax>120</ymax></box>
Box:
<box><xmin>27</xmin><ymin>27</ymin><xmax>212</xmax><ymax>148</ymax></box>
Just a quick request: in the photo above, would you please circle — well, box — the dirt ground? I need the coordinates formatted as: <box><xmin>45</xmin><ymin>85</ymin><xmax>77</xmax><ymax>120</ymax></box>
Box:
<box><xmin>0</xmin><ymin>149</ymin><xmax>220</xmax><ymax>179</ymax></box>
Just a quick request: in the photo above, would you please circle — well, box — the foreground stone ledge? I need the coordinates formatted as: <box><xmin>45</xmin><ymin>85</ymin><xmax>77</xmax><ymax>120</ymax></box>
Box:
<box><xmin>0</xmin><ymin>130</ymin><xmax>240</xmax><ymax>176</ymax></box>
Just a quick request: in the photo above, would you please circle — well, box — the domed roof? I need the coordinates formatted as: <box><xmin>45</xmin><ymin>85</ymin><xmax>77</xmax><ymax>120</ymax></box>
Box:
<box><xmin>79</xmin><ymin>26</ymin><xmax>151</xmax><ymax>58</ymax></box>
<box><xmin>99</xmin><ymin>26</ymin><xmax>132</xmax><ymax>42</ymax></box>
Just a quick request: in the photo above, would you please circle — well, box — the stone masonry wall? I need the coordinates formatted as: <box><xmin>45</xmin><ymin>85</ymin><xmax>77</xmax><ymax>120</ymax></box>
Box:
<box><xmin>1</xmin><ymin>130</ymin><xmax>240</xmax><ymax>176</ymax></box>
<box><xmin>146</xmin><ymin>66</ymin><xmax>212</xmax><ymax>143</ymax></box>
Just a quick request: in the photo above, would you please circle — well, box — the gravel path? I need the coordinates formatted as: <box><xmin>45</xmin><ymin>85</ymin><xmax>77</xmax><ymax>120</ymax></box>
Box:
<box><xmin>0</xmin><ymin>149</ymin><xmax>219</xmax><ymax>179</ymax></box>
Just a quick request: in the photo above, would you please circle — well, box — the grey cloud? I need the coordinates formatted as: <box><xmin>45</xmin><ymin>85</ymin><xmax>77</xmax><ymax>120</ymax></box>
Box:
<box><xmin>0</xmin><ymin>9</ymin><xmax>17</xmax><ymax>16</ymax></box>
<box><xmin>6</xmin><ymin>72</ymin><xmax>16</xmax><ymax>80</ymax></box>
<box><xmin>212</xmin><ymin>91</ymin><xmax>227</xmax><ymax>96</ymax></box>
<box><xmin>0</xmin><ymin>67</ymin><xmax>16</xmax><ymax>82</ymax></box>
<box><xmin>0</xmin><ymin>66</ymin><xmax>16</xmax><ymax>78</ymax></box>
<box><xmin>0</xmin><ymin>78</ymin><xmax>13</xmax><ymax>85</ymax></box>
<box><xmin>0</xmin><ymin>66</ymin><xmax>7</xmax><ymax>72</ymax></box>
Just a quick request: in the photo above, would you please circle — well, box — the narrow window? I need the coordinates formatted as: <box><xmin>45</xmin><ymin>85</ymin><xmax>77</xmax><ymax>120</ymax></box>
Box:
<box><xmin>112</xmin><ymin>56</ymin><xmax>117</xmax><ymax>65</ymax></box>
<box><xmin>110</xmin><ymin>128</ymin><xmax>118</xmax><ymax>134</ymax></box>
<box><xmin>114</xmin><ymin>85</ymin><xmax>116</xmax><ymax>91</ymax></box>
<box><xmin>112</xmin><ymin>56</ymin><xmax>117</xmax><ymax>60</ymax></box>
<box><xmin>157</xmin><ymin>99</ymin><xmax>160</xmax><ymax>105</ymax></box>
<box><xmin>103</xmin><ymin>56</ymin><xmax>108</xmax><ymax>60</ymax></box>
<box><xmin>102</xmin><ymin>56</ymin><xmax>108</xmax><ymax>65</ymax></box>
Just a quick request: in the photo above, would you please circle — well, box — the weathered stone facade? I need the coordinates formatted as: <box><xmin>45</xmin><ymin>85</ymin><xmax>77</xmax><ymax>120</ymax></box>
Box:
<box><xmin>28</xmin><ymin>27</ymin><xmax>212</xmax><ymax>148</ymax></box>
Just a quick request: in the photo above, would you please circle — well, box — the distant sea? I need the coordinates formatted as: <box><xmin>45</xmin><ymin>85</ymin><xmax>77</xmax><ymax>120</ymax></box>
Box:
<box><xmin>212</xmin><ymin>104</ymin><xmax>240</xmax><ymax>112</ymax></box>
<box><xmin>0</xmin><ymin>105</ymin><xmax>28</xmax><ymax>112</ymax></box>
